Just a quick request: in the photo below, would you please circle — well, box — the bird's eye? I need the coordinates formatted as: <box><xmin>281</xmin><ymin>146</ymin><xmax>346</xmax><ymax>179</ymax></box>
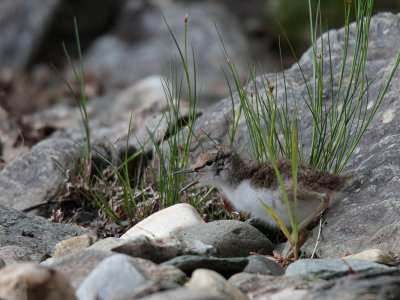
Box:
<box><xmin>205</xmin><ymin>160</ymin><xmax>214</xmax><ymax>166</ymax></box>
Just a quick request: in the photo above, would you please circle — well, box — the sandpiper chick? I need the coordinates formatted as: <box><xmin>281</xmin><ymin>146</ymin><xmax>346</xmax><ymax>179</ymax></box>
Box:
<box><xmin>174</xmin><ymin>145</ymin><xmax>356</xmax><ymax>232</ymax></box>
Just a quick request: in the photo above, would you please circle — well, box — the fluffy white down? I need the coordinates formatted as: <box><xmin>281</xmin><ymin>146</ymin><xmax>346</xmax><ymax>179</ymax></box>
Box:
<box><xmin>219</xmin><ymin>180</ymin><xmax>320</xmax><ymax>228</ymax></box>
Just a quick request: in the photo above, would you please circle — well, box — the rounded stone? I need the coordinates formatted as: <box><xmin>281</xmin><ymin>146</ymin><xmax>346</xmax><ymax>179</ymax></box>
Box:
<box><xmin>187</xmin><ymin>268</ymin><xmax>249</xmax><ymax>300</ymax></box>
<box><xmin>243</xmin><ymin>255</ymin><xmax>285</xmax><ymax>276</ymax></box>
<box><xmin>121</xmin><ymin>203</ymin><xmax>205</xmax><ymax>240</ymax></box>
<box><xmin>173</xmin><ymin>220</ymin><xmax>274</xmax><ymax>257</ymax></box>
<box><xmin>75</xmin><ymin>254</ymin><xmax>149</xmax><ymax>300</ymax></box>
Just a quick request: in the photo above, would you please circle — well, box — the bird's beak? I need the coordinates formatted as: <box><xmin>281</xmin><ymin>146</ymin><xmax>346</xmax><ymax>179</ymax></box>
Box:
<box><xmin>170</xmin><ymin>168</ymin><xmax>195</xmax><ymax>176</ymax></box>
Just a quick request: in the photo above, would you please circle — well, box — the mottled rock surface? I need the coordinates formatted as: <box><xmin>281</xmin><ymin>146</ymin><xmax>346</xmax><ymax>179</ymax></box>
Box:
<box><xmin>229</xmin><ymin>272</ymin><xmax>323</xmax><ymax>299</ymax></box>
<box><xmin>305</xmin><ymin>268</ymin><xmax>400</xmax><ymax>300</ymax></box>
<box><xmin>0</xmin><ymin>204</ymin><xmax>93</xmax><ymax>263</ymax></box>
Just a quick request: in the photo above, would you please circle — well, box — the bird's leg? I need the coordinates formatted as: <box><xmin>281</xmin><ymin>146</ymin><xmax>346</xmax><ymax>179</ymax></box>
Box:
<box><xmin>282</xmin><ymin>192</ymin><xmax>329</xmax><ymax>258</ymax></box>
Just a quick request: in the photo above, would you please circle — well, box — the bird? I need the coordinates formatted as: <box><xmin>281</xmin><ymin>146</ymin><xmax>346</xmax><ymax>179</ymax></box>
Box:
<box><xmin>173</xmin><ymin>145</ymin><xmax>356</xmax><ymax>234</ymax></box>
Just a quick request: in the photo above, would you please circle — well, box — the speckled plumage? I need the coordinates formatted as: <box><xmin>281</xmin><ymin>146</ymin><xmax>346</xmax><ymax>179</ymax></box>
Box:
<box><xmin>187</xmin><ymin>145</ymin><xmax>356</xmax><ymax>229</ymax></box>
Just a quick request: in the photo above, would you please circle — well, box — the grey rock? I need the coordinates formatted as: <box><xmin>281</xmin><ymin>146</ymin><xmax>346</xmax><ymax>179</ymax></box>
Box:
<box><xmin>285</xmin><ymin>258</ymin><xmax>390</xmax><ymax>280</ymax></box>
<box><xmin>129</xmin><ymin>256</ymin><xmax>187</xmax><ymax>285</ymax></box>
<box><xmin>161</xmin><ymin>255</ymin><xmax>249</xmax><ymax>277</ymax></box>
<box><xmin>53</xmin><ymin>235</ymin><xmax>98</xmax><ymax>258</ymax></box>
<box><xmin>302</xmin><ymin>18</ymin><xmax>400</xmax><ymax>260</ymax></box>
<box><xmin>187</xmin><ymin>269</ymin><xmax>249</xmax><ymax>300</ymax></box>
<box><xmin>136</xmin><ymin>287</ymin><xmax>230</xmax><ymax>300</ymax></box>
<box><xmin>86</xmin><ymin>237</ymin><xmax>127</xmax><ymax>251</ymax></box>
<box><xmin>84</xmin><ymin>1</ymin><xmax>250</xmax><ymax>105</ymax></box>
<box><xmin>229</xmin><ymin>272</ymin><xmax>323</xmax><ymax>299</ymax></box>
<box><xmin>47</xmin><ymin>249</ymin><xmax>186</xmax><ymax>290</ymax></box>
<box><xmin>0</xmin><ymin>0</ymin><xmax>61</xmax><ymax>70</ymax></box>
<box><xmin>187</xmin><ymin>12</ymin><xmax>400</xmax><ymax>258</ymax></box>
<box><xmin>0</xmin><ymin>204</ymin><xmax>94</xmax><ymax>262</ymax></box>
<box><xmin>111</xmin><ymin>235</ymin><xmax>216</xmax><ymax>264</ymax></box>
<box><xmin>0</xmin><ymin>138</ymin><xmax>80</xmax><ymax>212</ymax></box>
<box><xmin>243</xmin><ymin>255</ymin><xmax>285</xmax><ymax>276</ymax></box>
<box><xmin>305</xmin><ymin>268</ymin><xmax>400</xmax><ymax>300</ymax></box>
<box><xmin>0</xmin><ymin>245</ymin><xmax>30</xmax><ymax>265</ymax></box>
<box><xmin>173</xmin><ymin>220</ymin><xmax>274</xmax><ymax>257</ymax></box>
<box><xmin>76</xmin><ymin>254</ymin><xmax>149</xmax><ymax>300</ymax></box>
<box><xmin>43</xmin><ymin>249</ymin><xmax>115</xmax><ymax>289</ymax></box>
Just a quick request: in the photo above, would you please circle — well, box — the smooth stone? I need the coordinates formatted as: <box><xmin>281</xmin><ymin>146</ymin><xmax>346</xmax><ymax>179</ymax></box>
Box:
<box><xmin>343</xmin><ymin>249</ymin><xmax>396</xmax><ymax>265</ymax></box>
<box><xmin>112</xmin><ymin>235</ymin><xmax>215</xmax><ymax>264</ymax></box>
<box><xmin>54</xmin><ymin>235</ymin><xmax>98</xmax><ymax>258</ymax></box>
<box><xmin>173</xmin><ymin>220</ymin><xmax>274</xmax><ymax>257</ymax></box>
<box><xmin>76</xmin><ymin>254</ymin><xmax>149</xmax><ymax>300</ymax></box>
<box><xmin>286</xmin><ymin>258</ymin><xmax>390</xmax><ymax>280</ymax></box>
<box><xmin>0</xmin><ymin>262</ymin><xmax>75</xmax><ymax>300</ymax></box>
<box><xmin>121</xmin><ymin>203</ymin><xmax>205</xmax><ymax>240</ymax></box>
<box><xmin>305</xmin><ymin>268</ymin><xmax>400</xmax><ymax>300</ymax></box>
<box><xmin>243</xmin><ymin>255</ymin><xmax>285</xmax><ymax>276</ymax></box>
<box><xmin>137</xmin><ymin>287</ymin><xmax>230</xmax><ymax>300</ymax></box>
<box><xmin>128</xmin><ymin>256</ymin><xmax>187</xmax><ymax>285</ymax></box>
<box><xmin>187</xmin><ymin>269</ymin><xmax>249</xmax><ymax>300</ymax></box>
<box><xmin>161</xmin><ymin>255</ymin><xmax>249</xmax><ymax>277</ymax></box>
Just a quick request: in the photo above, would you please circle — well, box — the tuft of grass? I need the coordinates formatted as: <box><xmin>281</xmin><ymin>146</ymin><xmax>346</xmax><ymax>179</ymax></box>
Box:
<box><xmin>53</xmin><ymin>14</ymin><xmax>236</xmax><ymax>233</ymax></box>
<box><xmin>146</xmin><ymin>13</ymin><xmax>202</xmax><ymax>208</ymax></box>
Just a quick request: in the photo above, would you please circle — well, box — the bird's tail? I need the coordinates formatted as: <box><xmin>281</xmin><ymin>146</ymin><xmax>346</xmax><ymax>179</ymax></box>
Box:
<box><xmin>339</xmin><ymin>171</ymin><xmax>357</xmax><ymax>190</ymax></box>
